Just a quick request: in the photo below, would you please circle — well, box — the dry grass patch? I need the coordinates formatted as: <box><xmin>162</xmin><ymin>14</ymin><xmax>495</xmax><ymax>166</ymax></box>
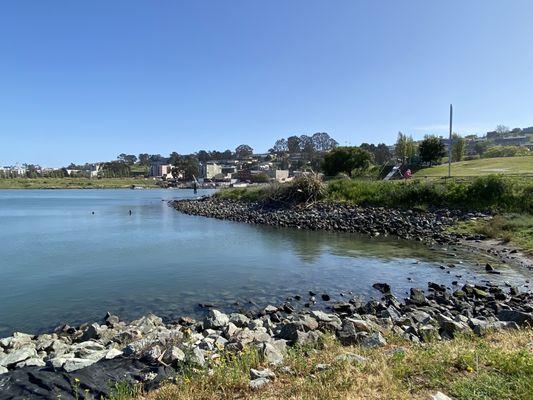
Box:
<box><xmin>118</xmin><ymin>329</ymin><xmax>533</xmax><ymax>400</ymax></box>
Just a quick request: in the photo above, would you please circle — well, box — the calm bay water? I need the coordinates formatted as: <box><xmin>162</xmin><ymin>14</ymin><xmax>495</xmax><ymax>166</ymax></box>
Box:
<box><xmin>0</xmin><ymin>189</ymin><xmax>529</xmax><ymax>337</ymax></box>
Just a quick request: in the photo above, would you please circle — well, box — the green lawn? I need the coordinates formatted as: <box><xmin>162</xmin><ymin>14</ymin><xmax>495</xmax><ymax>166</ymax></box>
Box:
<box><xmin>0</xmin><ymin>177</ymin><xmax>159</xmax><ymax>189</ymax></box>
<box><xmin>413</xmin><ymin>156</ymin><xmax>533</xmax><ymax>177</ymax></box>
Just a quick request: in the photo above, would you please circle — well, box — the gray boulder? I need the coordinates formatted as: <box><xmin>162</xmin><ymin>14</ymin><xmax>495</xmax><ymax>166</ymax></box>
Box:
<box><xmin>260</xmin><ymin>342</ymin><xmax>284</xmax><ymax>365</ymax></box>
<box><xmin>250</xmin><ymin>368</ymin><xmax>276</xmax><ymax>380</ymax></box>
<box><xmin>63</xmin><ymin>358</ymin><xmax>97</xmax><ymax>372</ymax></box>
<box><xmin>0</xmin><ymin>347</ymin><xmax>37</xmax><ymax>368</ymax></box>
<box><xmin>249</xmin><ymin>377</ymin><xmax>269</xmax><ymax>391</ymax></box>
<box><xmin>360</xmin><ymin>332</ymin><xmax>387</xmax><ymax>348</ymax></box>
<box><xmin>204</xmin><ymin>310</ymin><xmax>229</xmax><ymax>329</ymax></box>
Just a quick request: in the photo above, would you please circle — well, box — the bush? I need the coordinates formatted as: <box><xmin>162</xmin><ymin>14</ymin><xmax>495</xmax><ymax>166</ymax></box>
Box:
<box><xmin>482</xmin><ymin>146</ymin><xmax>530</xmax><ymax>158</ymax></box>
<box><xmin>267</xmin><ymin>172</ymin><xmax>326</xmax><ymax>205</ymax></box>
<box><xmin>327</xmin><ymin>175</ymin><xmax>532</xmax><ymax>213</ymax></box>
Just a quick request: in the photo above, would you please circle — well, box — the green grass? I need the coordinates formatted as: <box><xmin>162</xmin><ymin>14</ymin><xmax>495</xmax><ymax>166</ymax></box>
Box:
<box><xmin>0</xmin><ymin>177</ymin><xmax>159</xmax><ymax>189</ymax></box>
<box><xmin>121</xmin><ymin>329</ymin><xmax>533</xmax><ymax>400</ymax></box>
<box><xmin>326</xmin><ymin>175</ymin><xmax>533</xmax><ymax>213</ymax></box>
<box><xmin>413</xmin><ymin>156</ymin><xmax>533</xmax><ymax>177</ymax></box>
<box><xmin>450</xmin><ymin>213</ymin><xmax>533</xmax><ymax>254</ymax></box>
<box><xmin>217</xmin><ymin>175</ymin><xmax>533</xmax><ymax>214</ymax></box>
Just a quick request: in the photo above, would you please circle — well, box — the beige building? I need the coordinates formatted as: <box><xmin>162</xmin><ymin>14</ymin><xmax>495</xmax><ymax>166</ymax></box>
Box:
<box><xmin>149</xmin><ymin>163</ymin><xmax>173</xmax><ymax>177</ymax></box>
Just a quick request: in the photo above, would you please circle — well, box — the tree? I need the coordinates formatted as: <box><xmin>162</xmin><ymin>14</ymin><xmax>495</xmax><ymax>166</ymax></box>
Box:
<box><xmin>300</xmin><ymin>135</ymin><xmax>315</xmax><ymax>156</ymax></box>
<box><xmin>395</xmin><ymin>132</ymin><xmax>415</xmax><ymax>163</ymax></box>
<box><xmin>474</xmin><ymin>141</ymin><xmax>489</xmax><ymax>156</ymax></box>
<box><xmin>148</xmin><ymin>154</ymin><xmax>164</xmax><ymax>163</ymax></box>
<box><xmin>495</xmin><ymin>125</ymin><xmax>510</xmax><ymax>135</ymax></box>
<box><xmin>117</xmin><ymin>154</ymin><xmax>137</xmax><ymax>165</ymax></box>
<box><xmin>101</xmin><ymin>161</ymin><xmax>131</xmax><ymax>177</ymax></box>
<box><xmin>312</xmin><ymin>132</ymin><xmax>338</xmax><ymax>152</ymax></box>
<box><xmin>374</xmin><ymin>143</ymin><xmax>392</xmax><ymax>165</ymax></box>
<box><xmin>287</xmin><ymin>136</ymin><xmax>302</xmax><ymax>153</ymax></box>
<box><xmin>322</xmin><ymin>147</ymin><xmax>373</xmax><ymax>177</ymax></box>
<box><xmin>197</xmin><ymin>150</ymin><xmax>210</xmax><ymax>162</ymax></box>
<box><xmin>235</xmin><ymin>144</ymin><xmax>253</xmax><ymax>159</ymax></box>
<box><xmin>222</xmin><ymin>150</ymin><xmax>233</xmax><ymax>160</ymax></box>
<box><xmin>174</xmin><ymin>156</ymin><xmax>199</xmax><ymax>180</ymax></box>
<box><xmin>451</xmin><ymin>133</ymin><xmax>465</xmax><ymax>162</ymax></box>
<box><xmin>169</xmin><ymin>152</ymin><xmax>181</xmax><ymax>166</ymax></box>
<box><xmin>418</xmin><ymin>135</ymin><xmax>446</xmax><ymax>165</ymax></box>
<box><xmin>138</xmin><ymin>153</ymin><xmax>150</xmax><ymax>166</ymax></box>
<box><xmin>269</xmin><ymin>138</ymin><xmax>288</xmax><ymax>154</ymax></box>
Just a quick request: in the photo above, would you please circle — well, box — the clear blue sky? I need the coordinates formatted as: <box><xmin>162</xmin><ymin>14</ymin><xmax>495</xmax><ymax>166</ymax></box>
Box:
<box><xmin>1</xmin><ymin>0</ymin><xmax>532</xmax><ymax>166</ymax></box>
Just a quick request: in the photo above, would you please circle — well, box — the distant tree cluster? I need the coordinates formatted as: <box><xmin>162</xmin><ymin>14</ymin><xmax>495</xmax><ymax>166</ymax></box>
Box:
<box><xmin>322</xmin><ymin>147</ymin><xmax>373</xmax><ymax>177</ymax></box>
<box><xmin>359</xmin><ymin>143</ymin><xmax>392</xmax><ymax>165</ymax></box>
<box><xmin>269</xmin><ymin>132</ymin><xmax>338</xmax><ymax>155</ymax></box>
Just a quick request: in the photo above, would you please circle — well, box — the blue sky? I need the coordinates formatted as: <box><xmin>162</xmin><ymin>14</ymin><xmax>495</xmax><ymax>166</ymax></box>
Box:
<box><xmin>1</xmin><ymin>1</ymin><xmax>532</xmax><ymax>166</ymax></box>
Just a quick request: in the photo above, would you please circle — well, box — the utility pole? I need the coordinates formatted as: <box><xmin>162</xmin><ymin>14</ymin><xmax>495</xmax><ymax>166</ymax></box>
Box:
<box><xmin>448</xmin><ymin>104</ymin><xmax>453</xmax><ymax>178</ymax></box>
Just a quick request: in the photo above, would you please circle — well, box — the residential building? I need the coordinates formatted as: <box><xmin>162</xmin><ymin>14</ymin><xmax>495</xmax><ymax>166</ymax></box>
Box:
<box><xmin>149</xmin><ymin>162</ymin><xmax>173</xmax><ymax>178</ymax></box>
<box><xmin>494</xmin><ymin>136</ymin><xmax>529</xmax><ymax>146</ymax></box>
<box><xmin>269</xmin><ymin>169</ymin><xmax>290</xmax><ymax>182</ymax></box>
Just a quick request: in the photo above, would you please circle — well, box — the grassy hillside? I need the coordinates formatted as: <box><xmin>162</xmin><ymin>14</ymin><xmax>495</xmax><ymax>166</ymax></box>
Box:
<box><xmin>413</xmin><ymin>156</ymin><xmax>533</xmax><ymax>177</ymax></box>
<box><xmin>0</xmin><ymin>177</ymin><xmax>159</xmax><ymax>189</ymax></box>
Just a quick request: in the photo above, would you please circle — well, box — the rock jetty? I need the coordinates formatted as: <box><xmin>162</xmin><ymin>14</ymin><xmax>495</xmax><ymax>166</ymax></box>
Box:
<box><xmin>1</xmin><ymin>282</ymin><xmax>531</xmax><ymax>399</ymax></box>
<box><xmin>170</xmin><ymin>197</ymin><xmax>485</xmax><ymax>244</ymax></box>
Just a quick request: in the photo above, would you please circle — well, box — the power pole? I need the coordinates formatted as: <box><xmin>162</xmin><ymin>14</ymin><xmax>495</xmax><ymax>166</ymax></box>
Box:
<box><xmin>448</xmin><ymin>104</ymin><xmax>453</xmax><ymax>178</ymax></box>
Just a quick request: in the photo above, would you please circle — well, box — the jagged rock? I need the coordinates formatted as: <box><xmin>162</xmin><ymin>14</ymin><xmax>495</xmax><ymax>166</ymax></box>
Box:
<box><xmin>105</xmin><ymin>348</ymin><xmax>123</xmax><ymax>360</ymax></box>
<box><xmin>0</xmin><ymin>347</ymin><xmax>37</xmax><ymax>368</ymax></box>
<box><xmin>277</xmin><ymin>322</ymin><xmax>305</xmax><ymax>341</ymax></box>
<box><xmin>204</xmin><ymin>310</ymin><xmax>229</xmax><ymax>329</ymax></box>
<box><xmin>143</xmin><ymin>345</ymin><xmax>162</xmax><ymax>363</ymax></box>
<box><xmin>372</xmin><ymin>283</ymin><xmax>391</xmax><ymax>294</ymax></box>
<box><xmin>163</xmin><ymin>346</ymin><xmax>185</xmax><ymax>364</ymax></box>
<box><xmin>63</xmin><ymin>357</ymin><xmax>97</xmax><ymax>372</ymax></box>
<box><xmin>123</xmin><ymin>337</ymin><xmax>159</xmax><ymax>357</ymax></box>
<box><xmin>332</xmin><ymin>302</ymin><xmax>355</xmax><ymax>314</ymax></box>
<box><xmin>345</xmin><ymin>318</ymin><xmax>372</xmax><ymax>333</ymax></box>
<box><xmin>130</xmin><ymin>314</ymin><xmax>163</xmax><ymax>334</ymax></box>
<box><xmin>359</xmin><ymin>332</ymin><xmax>387</xmax><ymax>348</ymax></box>
<box><xmin>311</xmin><ymin>311</ymin><xmax>342</xmax><ymax>331</ymax></box>
<box><xmin>497</xmin><ymin>310</ymin><xmax>533</xmax><ymax>326</ymax></box>
<box><xmin>437</xmin><ymin>315</ymin><xmax>467</xmax><ymax>338</ymax></box>
<box><xmin>105</xmin><ymin>313</ymin><xmax>121</xmax><ymax>328</ymax></box>
<box><xmin>250</xmin><ymin>368</ymin><xmax>276</xmax><ymax>380</ymax></box>
<box><xmin>338</xmin><ymin>320</ymin><xmax>359</xmax><ymax>346</ymax></box>
<box><xmin>263</xmin><ymin>305</ymin><xmax>278</xmax><ymax>314</ymax></box>
<box><xmin>409</xmin><ymin>288</ymin><xmax>428</xmax><ymax>305</ymax></box>
<box><xmin>260</xmin><ymin>342</ymin><xmax>284</xmax><ymax>365</ymax></box>
<box><xmin>229</xmin><ymin>313</ymin><xmax>250</xmax><ymax>327</ymax></box>
<box><xmin>299</xmin><ymin>315</ymin><xmax>319</xmax><ymax>331</ymax></box>
<box><xmin>186</xmin><ymin>347</ymin><xmax>205</xmax><ymax>367</ymax></box>
<box><xmin>48</xmin><ymin>355</ymin><xmax>75</xmax><ymax>370</ymax></box>
<box><xmin>249</xmin><ymin>377</ymin><xmax>269</xmax><ymax>390</ymax></box>
<box><xmin>15</xmin><ymin>357</ymin><xmax>46</xmax><ymax>368</ymax></box>
<box><xmin>79</xmin><ymin>323</ymin><xmax>101</xmax><ymax>342</ymax></box>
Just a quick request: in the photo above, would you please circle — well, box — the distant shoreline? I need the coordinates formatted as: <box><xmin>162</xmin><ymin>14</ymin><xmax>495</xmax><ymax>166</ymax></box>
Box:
<box><xmin>0</xmin><ymin>177</ymin><xmax>160</xmax><ymax>190</ymax></box>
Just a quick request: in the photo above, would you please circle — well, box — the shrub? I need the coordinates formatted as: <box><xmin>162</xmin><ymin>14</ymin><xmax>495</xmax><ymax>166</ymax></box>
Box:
<box><xmin>267</xmin><ymin>172</ymin><xmax>326</xmax><ymax>205</ymax></box>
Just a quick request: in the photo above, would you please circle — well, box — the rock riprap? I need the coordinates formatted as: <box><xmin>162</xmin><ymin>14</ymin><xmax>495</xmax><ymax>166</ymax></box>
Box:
<box><xmin>170</xmin><ymin>197</ymin><xmax>485</xmax><ymax>244</ymax></box>
<box><xmin>0</xmin><ymin>282</ymin><xmax>531</xmax><ymax>399</ymax></box>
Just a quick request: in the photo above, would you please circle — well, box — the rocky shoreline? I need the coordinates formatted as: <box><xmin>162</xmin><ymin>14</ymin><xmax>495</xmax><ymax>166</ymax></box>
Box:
<box><xmin>1</xmin><ymin>280</ymin><xmax>531</xmax><ymax>399</ymax></box>
<box><xmin>171</xmin><ymin>197</ymin><xmax>533</xmax><ymax>270</ymax></box>
<box><xmin>170</xmin><ymin>197</ymin><xmax>485</xmax><ymax>245</ymax></box>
